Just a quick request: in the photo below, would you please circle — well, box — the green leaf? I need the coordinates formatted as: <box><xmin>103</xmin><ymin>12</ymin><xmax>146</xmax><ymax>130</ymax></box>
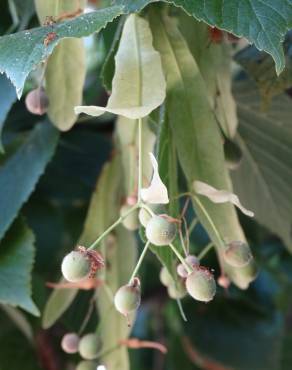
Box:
<box><xmin>149</xmin><ymin>8</ymin><xmax>257</xmax><ymax>289</ymax></box>
<box><xmin>0</xmin><ymin>74</ymin><xmax>17</xmax><ymax>152</ymax></box>
<box><xmin>0</xmin><ymin>218</ymin><xmax>39</xmax><ymax>316</ymax></box>
<box><xmin>0</xmin><ymin>309</ymin><xmax>42</xmax><ymax>370</ymax></box>
<box><xmin>75</xmin><ymin>14</ymin><xmax>166</xmax><ymax>119</ymax></box>
<box><xmin>0</xmin><ymin>121</ymin><xmax>59</xmax><ymax>241</ymax></box>
<box><xmin>34</xmin><ymin>0</ymin><xmax>86</xmax><ymax>131</ymax></box>
<box><xmin>181</xmin><ymin>294</ymin><xmax>283</xmax><ymax>370</ymax></box>
<box><xmin>235</xmin><ymin>32</ymin><xmax>292</xmax><ymax>107</ymax></box>
<box><xmin>114</xmin><ymin>0</ymin><xmax>292</xmax><ymax>75</ymax></box>
<box><xmin>232</xmin><ymin>79</ymin><xmax>292</xmax><ymax>251</ymax></box>
<box><xmin>0</xmin><ymin>305</ymin><xmax>33</xmax><ymax>342</ymax></box>
<box><xmin>0</xmin><ymin>5</ymin><xmax>124</xmax><ymax>97</ymax></box>
<box><xmin>42</xmin><ymin>283</ymin><xmax>78</xmax><ymax>329</ymax></box>
<box><xmin>179</xmin><ymin>13</ymin><xmax>238</xmax><ymax>138</ymax></box>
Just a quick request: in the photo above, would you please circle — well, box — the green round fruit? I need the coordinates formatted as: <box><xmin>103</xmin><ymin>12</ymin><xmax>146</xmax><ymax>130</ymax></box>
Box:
<box><xmin>145</xmin><ymin>215</ymin><xmax>176</xmax><ymax>246</ymax></box>
<box><xmin>138</xmin><ymin>205</ymin><xmax>164</xmax><ymax>227</ymax></box>
<box><xmin>114</xmin><ymin>280</ymin><xmax>141</xmax><ymax>315</ymax></box>
<box><xmin>167</xmin><ymin>280</ymin><xmax>187</xmax><ymax>299</ymax></box>
<box><xmin>120</xmin><ymin>205</ymin><xmax>139</xmax><ymax>231</ymax></box>
<box><xmin>61</xmin><ymin>332</ymin><xmax>79</xmax><ymax>354</ymax></box>
<box><xmin>224</xmin><ymin>241</ymin><xmax>253</xmax><ymax>267</ymax></box>
<box><xmin>78</xmin><ymin>333</ymin><xmax>100</xmax><ymax>360</ymax></box>
<box><xmin>176</xmin><ymin>263</ymin><xmax>188</xmax><ymax>278</ymax></box>
<box><xmin>61</xmin><ymin>251</ymin><xmax>91</xmax><ymax>283</ymax></box>
<box><xmin>186</xmin><ymin>268</ymin><xmax>216</xmax><ymax>302</ymax></box>
<box><xmin>159</xmin><ymin>266</ymin><xmax>173</xmax><ymax>287</ymax></box>
<box><xmin>76</xmin><ymin>360</ymin><xmax>98</xmax><ymax>370</ymax></box>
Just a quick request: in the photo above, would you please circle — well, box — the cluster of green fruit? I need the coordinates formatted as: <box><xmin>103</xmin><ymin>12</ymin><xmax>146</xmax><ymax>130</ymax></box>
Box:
<box><xmin>61</xmin><ymin>203</ymin><xmax>254</xmax><ymax>314</ymax></box>
<box><xmin>61</xmin><ymin>332</ymin><xmax>100</xmax><ymax>370</ymax></box>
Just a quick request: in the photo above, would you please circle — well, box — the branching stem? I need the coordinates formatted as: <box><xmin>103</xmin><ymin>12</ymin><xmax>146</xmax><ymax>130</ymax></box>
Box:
<box><xmin>88</xmin><ymin>203</ymin><xmax>139</xmax><ymax>250</ymax></box>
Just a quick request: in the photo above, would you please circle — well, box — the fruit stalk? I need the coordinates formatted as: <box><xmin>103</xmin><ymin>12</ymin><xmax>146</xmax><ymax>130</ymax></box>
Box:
<box><xmin>129</xmin><ymin>241</ymin><xmax>150</xmax><ymax>283</ymax></box>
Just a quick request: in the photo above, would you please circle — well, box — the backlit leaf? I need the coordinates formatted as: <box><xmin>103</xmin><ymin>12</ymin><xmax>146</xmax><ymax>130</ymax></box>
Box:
<box><xmin>75</xmin><ymin>14</ymin><xmax>166</xmax><ymax>119</ymax></box>
<box><xmin>149</xmin><ymin>8</ymin><xmax>257</xmax><ymax>289</ymax></box>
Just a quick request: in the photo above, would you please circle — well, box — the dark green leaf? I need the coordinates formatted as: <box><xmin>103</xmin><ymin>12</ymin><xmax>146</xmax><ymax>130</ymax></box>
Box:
<box><xmin>0</xmin><ymin>5</ymin><xmax>124</xmax><ymax>97</ymax></box>
<box><xmin>181</xmin><ymin>294</ymin><xmax>283</xmax><ymax>370</ymax></box>
<box><xmin>235</xmin><ymin>31</ymin><xmax>292</xmax><ymax>107</ymax></box>
<box><xmin>0</xmin><ymin>218</ymin><xmax>39</xmax><ymax>316</ymax></box>
<box><xmin>232</xmin><ymin>79</ymin><xmax>292</xmax><ymax>251</ymax></box>
<box><xmin>0</xmin><ymin>121</ymin><xmax>59</xmax><ymax>240</ymax></box>
<box><xmin>0</xmin><ymin>310</ymin><xmax>41</xmax><ymax>370</ymax></box>
<box><xmin>0</xmin><ymin>74</ymin><xmax>17</xmax><ymax>152</ymax></box>
<box><xmin>101</xmin><ymin>16</ymin><xmax>125</xmax><ymax>91</ymax></box>
<box><xmin>114</xmin><ymin>0</ymin><xmax>292</xmax><ymax>74</ymax></box>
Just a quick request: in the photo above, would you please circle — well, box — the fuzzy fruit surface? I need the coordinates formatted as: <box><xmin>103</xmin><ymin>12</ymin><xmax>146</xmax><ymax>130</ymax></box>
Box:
<box><xmin>76</xmin><ymin>361</ymin><xmax>98</xmax><ymax>370</ymax></box>
<box><xmin>120</xmin><ymin>204</ymin><xmax>139</xmax><ymax>231</ymax></box>
<box><xmin>224</xmin><ymin>241</ymin><xmax>253</xmax><ymax>267</ymax></box>
<box><xmin>25</xmin><ymin>87</ymin><xmax>49</xmax><ymax>115</ymax></box>
<box><xmin>61</xmin><ymin>251</ymin><xmax>91</xmax><ymax>283</ymax></box>
<box><xmin>138</xmin><ymin>204</ymin><xmax>164</xmax><ymax>227</ymax></box>
<box><xmin>114</xmin><ymin>283</ymin><xmax>141</xmax><ymax>315</ymax></box>
<box><xmin>78</xmin><ymin>333</ymin><xmax>100</xmax><ymax>360</ymax></box>
<box><xmin>146</xmin><ymin>215</ymin><xmax>176</xmax><ymax>246</ymax></box>
<box><xmin>61</xmin><ymin>332</ymin><xmax>79</xmax><ymax>354</ymax></box>
<box><xmin>186</xmin><ymin>268</ymin><xmax>216</xmax><ymax>302</ymax></box>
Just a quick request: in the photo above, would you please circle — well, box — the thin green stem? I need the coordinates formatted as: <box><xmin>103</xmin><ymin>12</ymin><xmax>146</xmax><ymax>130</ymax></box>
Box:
<box><xmin>137</xmin><ymin>118</ymin><xmax>143</xmax><ymax>202</ymax></box>
<box><xmin>198</xmin><ymin>242</ymin><xmax>214</xmax><ymax>261</ymax></box>
<box><xmin>169</xmin><ymin>243</ymin><xmax>192</xmax><ymax>274</ymax></box>
<box><xmin>88</xmin><ymin>204</ymin><xmax>139</xmax><ymax>250</ymax></box>
<box><xmin>178</xmin><ymin>227</ymin><xmax>188</xmax><ymax>257</ymax></box>
<box><xmin>192</xmin><ymin>195</ymin><xmax>225</xmax><ymax>248</ymax></box>
<box><xmin>140</xmin><ymin>203</ymin><xmax>155</xmax><ymax>217</ymax></box>
<box><xmin>129</xmin><ymin>241</ymin><xmax>150</xmax><ymax>283</ymax></box>
<box><xmin>188</xmin><ymin>218</ymin><xmax>199</xmax><ymax>235</ymax></box>
<box><xmin>176</xmin><ymin>299</ymin><xmax>187</xmax><ymax>322</ymax></box>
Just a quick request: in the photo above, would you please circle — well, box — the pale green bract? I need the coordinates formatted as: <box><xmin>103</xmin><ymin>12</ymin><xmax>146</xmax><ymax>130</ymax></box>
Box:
<box><xmin>193</xmin><ymin>181</ymin><xmax>254</xmax><ymax>217</ymax></box>
<box><xmin>34</xmin><ymin>0</ymin><xmax>86</xmax><ymax>131</ymax></box>
<box><xmin>75</xmin><ymin>14</ymin><xmax>166</xmax><ymax>119</ymax></box>
<box><xmin>149</xmin><ymin>10</ymin><xmax>257</xmax><ymax>289</ymax></box>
